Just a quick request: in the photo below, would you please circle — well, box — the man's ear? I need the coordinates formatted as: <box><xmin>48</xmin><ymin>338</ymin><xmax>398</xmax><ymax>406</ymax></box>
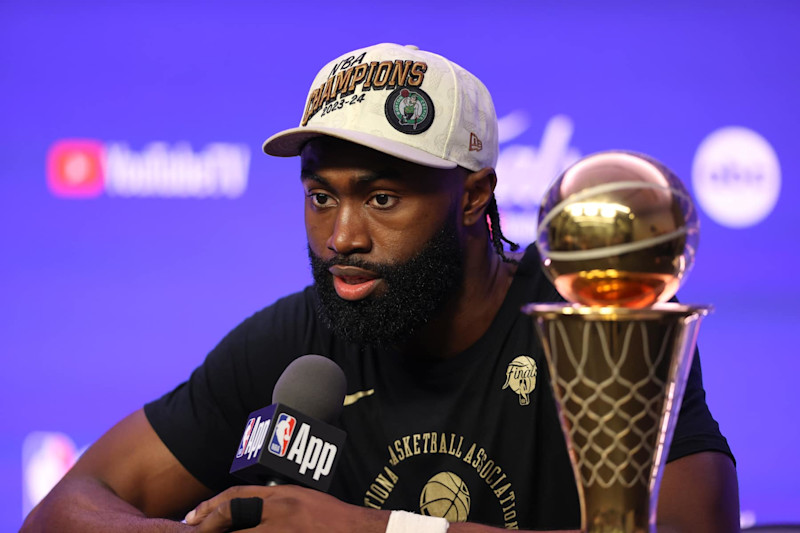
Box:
<box><xmin>462</xmin><ymin>167</ymin><xmax>497</xmax><ymax>227</ymax></box>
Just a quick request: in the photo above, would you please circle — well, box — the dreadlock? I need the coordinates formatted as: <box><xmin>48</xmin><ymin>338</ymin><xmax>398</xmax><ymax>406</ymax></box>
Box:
<box><xmin>486</xmin><ymin>194</ymin><xmax>520</xmax><ymax>264</ymax></box>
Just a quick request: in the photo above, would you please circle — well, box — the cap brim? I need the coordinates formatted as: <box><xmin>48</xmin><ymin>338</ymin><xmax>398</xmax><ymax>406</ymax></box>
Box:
<box><xmin>263</xmin><ymin>126</ymin><xmax>457</xmax><ymax>169</ymax></box>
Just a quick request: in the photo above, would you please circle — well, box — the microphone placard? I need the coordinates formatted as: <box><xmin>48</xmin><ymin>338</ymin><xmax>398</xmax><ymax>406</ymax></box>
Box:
<box><xmin>230</xmin><ymin>403</ymin><xmax>346</xmax><ymax>491</ymax></box>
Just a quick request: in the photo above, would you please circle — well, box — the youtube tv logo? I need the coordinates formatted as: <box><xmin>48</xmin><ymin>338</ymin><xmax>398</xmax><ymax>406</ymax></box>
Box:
<box><xmin>45</xmin><ymin>138</ymin><xmax>250</xmax><ymax>199</ymax></box>
<box><xmin>47</xmin><ymin>139</ymin><xmax>105</xmax><ymax>198</ymax></box>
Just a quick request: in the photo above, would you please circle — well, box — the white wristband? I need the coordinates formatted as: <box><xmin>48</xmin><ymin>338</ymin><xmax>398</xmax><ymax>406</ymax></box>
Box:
<box><xmin>385</xmin><ymin>510</ymin><xmax>449</xmax><ymax>533</ymax></box>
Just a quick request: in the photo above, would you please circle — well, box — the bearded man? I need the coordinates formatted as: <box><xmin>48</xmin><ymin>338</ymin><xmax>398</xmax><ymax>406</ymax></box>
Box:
<box><xmin>23</xmin><ymin>43</ymin><xmax>739</xmax><ymax>533</ymax></box>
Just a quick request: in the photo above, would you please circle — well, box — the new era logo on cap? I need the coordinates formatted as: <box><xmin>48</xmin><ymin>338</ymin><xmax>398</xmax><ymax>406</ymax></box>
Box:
<box><xmin>263</xmin><ymin>43</ymin><xmax>498</xmax><ymax>172</ymax></box>
<box><xmin>469</xmin><ymin>132</ymin><xmax>483</xmax><ymax>152</ymax></box>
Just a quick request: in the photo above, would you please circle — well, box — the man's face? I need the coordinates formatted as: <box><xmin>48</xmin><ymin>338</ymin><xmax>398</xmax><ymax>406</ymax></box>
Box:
<box><xmin>301</xmin><ymin>138</ymin><xmax>468</xmax><ymax>346</ymax></box>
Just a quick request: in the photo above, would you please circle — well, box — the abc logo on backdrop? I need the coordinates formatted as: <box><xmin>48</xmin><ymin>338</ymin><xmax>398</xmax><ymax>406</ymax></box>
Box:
<box><xmin>692</xmin><ymin>126</ymin><xmax>781</xmax><ymax>228</ymax></box>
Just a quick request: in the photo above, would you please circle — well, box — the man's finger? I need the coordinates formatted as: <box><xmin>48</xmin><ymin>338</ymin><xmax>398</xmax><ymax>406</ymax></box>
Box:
<box><xmin>185</xmin><ymin>486</ymin><xmax>268</xmax><ymax>525</ymax></box>
<box><xmin>193</xmin><ymin>496</ymin><xmax>264</xmax><ymax>533</ymax></box>
<box><xmin>194</xmin><ymin>503</ymin><xmax>232</xmax><ymax>533</ymax></box>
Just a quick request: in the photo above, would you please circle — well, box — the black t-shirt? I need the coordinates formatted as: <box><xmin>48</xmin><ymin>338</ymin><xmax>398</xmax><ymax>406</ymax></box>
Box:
<box><xmin>145</xmin><ymin>245</ymin><xmax>732</xmax><ymax>530</ymax></box>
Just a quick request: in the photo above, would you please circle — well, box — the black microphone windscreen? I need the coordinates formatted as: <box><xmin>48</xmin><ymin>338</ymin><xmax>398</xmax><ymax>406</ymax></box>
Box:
<box><xmin>272</xmin><ymin>355</ymin><xmax>346</xmax><ymax>423</ymax></box>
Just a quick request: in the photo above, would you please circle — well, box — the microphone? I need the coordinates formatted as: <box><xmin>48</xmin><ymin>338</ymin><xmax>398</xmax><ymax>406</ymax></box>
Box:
<box><xmin>229</xmin><ymin>355</ymin><xmax>347</xmax><ymax>491</ymax></box>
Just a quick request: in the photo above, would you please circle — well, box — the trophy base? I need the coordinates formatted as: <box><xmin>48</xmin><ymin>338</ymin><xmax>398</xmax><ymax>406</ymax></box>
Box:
<box><xmin>522</xmin><ymin>302</ymin><xmax>710</xmax><ymax>533</ymax></box>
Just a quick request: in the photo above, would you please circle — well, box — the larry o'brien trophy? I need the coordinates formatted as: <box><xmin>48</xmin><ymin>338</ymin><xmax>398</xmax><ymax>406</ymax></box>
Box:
<box><xmin>523</xmin><ymin>151</ymin><xmax>709</xmax><ymax>532</ymax></box>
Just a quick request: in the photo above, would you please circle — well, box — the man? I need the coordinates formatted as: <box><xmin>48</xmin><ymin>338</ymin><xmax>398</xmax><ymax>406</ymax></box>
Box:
<box><xmin>22</xmin><ymin>43</ymin><xmax>739</xmax><ymax>532</ymax></box>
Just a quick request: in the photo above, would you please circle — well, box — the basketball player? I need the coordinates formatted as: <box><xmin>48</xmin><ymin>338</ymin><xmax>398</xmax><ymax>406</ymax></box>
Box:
<box><xmin>22</xmin><ymin>43</ymin><xmax>739</xmax><ymax>533</ymax></box>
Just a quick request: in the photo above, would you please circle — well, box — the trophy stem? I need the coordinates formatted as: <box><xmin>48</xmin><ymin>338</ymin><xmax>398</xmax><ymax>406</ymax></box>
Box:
<box><xmin>523</xmin><ymin>303</ymin><xmax>710</xmax><ymax>533</ymax></box>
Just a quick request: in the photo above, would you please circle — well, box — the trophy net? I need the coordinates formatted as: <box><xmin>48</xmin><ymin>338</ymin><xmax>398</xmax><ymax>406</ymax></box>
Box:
<box><xmin>526</xmin><ymin>304</ymin><xmax>707</xmax><ymax>533</ymax></box>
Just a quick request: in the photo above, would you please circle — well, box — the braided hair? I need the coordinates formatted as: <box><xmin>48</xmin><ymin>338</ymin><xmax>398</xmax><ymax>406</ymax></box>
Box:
<box><xmin>485</xmin><ymin>194</ymin><xmax>520</xmax><ymax>264</ymax></box>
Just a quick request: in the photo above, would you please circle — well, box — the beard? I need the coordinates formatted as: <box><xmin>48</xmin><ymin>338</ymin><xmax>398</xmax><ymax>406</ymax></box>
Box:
<box><xmin>309</xmin><ymin>215</ymin><xmax>464</xmax><ymax>347</ymax></box>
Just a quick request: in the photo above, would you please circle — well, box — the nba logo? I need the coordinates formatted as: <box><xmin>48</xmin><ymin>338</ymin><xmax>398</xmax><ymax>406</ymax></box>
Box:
<box><xmin>268</xmin><ymin>414</ymin><xmax>296</xmax><ymax>457</ymax></box>
<box><xmin>236</xmin><ymin>418</ymin><xmax>256</xmax><ymax>458</ymax></box>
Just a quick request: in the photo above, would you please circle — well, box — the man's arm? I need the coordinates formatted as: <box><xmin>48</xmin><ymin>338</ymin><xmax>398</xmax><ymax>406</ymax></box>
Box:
<box><xmin>23</xmin><ymin>409</ymin><xmax>738</xmax><ymax>533</ymax></box>
<box><xmin>185</xmin><ymin>451</ymin><xmax>737</xmax><ymax>533</ymax></box>
<box><xmin>21</xmin><ymin>409</ymin><xmax>215</xmax><ymax>532</ymax></box>
<box><xmin>656</xmin><ymin>451</ymin><xmax>740</xmax><ymax>532</ymax></box>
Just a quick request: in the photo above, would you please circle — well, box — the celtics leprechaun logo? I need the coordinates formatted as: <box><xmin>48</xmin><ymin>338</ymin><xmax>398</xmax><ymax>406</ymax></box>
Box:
<box><xmin>384</xmin><ymin>87</ymin><xmax>435</xmax><ymax>134</ymax></box>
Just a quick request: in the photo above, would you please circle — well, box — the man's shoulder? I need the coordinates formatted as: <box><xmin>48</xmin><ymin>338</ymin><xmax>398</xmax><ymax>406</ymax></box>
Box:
<box><xmin>216</xmin><ymin>286</ymin><xmax>325</xmax><ymax>354</ymax></box>
<box><xmin>243</xmin><ymin>285</ymin><xmax>318</xmax><ymax>327</ymax></box>
<box><xmin>516</xmin><ymin>242</ymin><xmax>543</xmax><ymax>274</ymax></box>
<box><xmin>509</xmin><ymin>243</ymin><xmax>563</xmax><ymax>303</ymax></box>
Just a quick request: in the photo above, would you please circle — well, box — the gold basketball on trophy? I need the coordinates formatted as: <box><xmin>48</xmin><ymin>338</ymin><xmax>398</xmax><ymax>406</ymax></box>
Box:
<box><xmin>536</xmin><ymin>151</ymin><xmax>699</xmax><ymax>308</ymax></box>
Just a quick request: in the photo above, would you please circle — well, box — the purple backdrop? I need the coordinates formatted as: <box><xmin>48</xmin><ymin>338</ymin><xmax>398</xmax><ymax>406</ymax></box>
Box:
<box><xmin>2</xmin><ymin>1</ymin><xmax>799</xmax><ymax>529</ymax></box>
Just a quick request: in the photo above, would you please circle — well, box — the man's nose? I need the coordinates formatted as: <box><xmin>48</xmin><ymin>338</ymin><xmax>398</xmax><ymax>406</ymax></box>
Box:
<box><xmin>327</xmin><ymin>203</ymin><xmax>371</xmax><ymax>255</ymax></box>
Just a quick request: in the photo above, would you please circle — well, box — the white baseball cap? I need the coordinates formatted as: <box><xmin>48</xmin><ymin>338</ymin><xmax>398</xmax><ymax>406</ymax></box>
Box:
<box><xmin>263</xmin><ymin>43</ymin><xmax>498</xmax><ymax>172</ymax></box>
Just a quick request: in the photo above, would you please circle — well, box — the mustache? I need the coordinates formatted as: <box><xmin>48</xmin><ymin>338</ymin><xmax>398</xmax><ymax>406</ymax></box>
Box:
<box><xmin>308</xmin><ymin>248</ymin><xmax>395</xmax><ymax>277</ymax></box>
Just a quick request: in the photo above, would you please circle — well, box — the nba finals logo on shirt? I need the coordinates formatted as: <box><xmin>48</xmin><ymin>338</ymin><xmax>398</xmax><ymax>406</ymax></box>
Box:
<box><xmin>268</xmin><ymin>413</ymin><xmax>297</xmax><ymax>457</ymax></box>
<box><xmin>502</xmin><ymin>356</ymin><xmax>537</xmax><ymax>405</ymax></box>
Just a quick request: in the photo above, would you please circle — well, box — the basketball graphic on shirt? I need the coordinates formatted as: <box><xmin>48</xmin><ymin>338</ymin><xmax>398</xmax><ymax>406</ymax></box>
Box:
<box><xmin>419</xmin><ymin>471</ymin><xmax>471</xmax><ymax>522</ymax></box>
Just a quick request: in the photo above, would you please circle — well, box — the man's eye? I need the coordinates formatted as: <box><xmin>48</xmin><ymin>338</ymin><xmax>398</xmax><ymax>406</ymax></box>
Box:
<box><xmin>371</xmin><ymin>194</ymin><xmax>397</xmax><ymax>208</ymax></box>
<box><xmin>310</xmin><ymin>193</ymin><xmax>334</xmax><ymax>207</ymax></box>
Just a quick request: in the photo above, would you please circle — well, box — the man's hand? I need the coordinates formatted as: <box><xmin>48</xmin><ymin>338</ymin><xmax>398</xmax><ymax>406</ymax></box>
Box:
<box><xmin>185</xmin><ymin>484</ymin><xmax>389</xmax><ymax>533</ymax></box>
